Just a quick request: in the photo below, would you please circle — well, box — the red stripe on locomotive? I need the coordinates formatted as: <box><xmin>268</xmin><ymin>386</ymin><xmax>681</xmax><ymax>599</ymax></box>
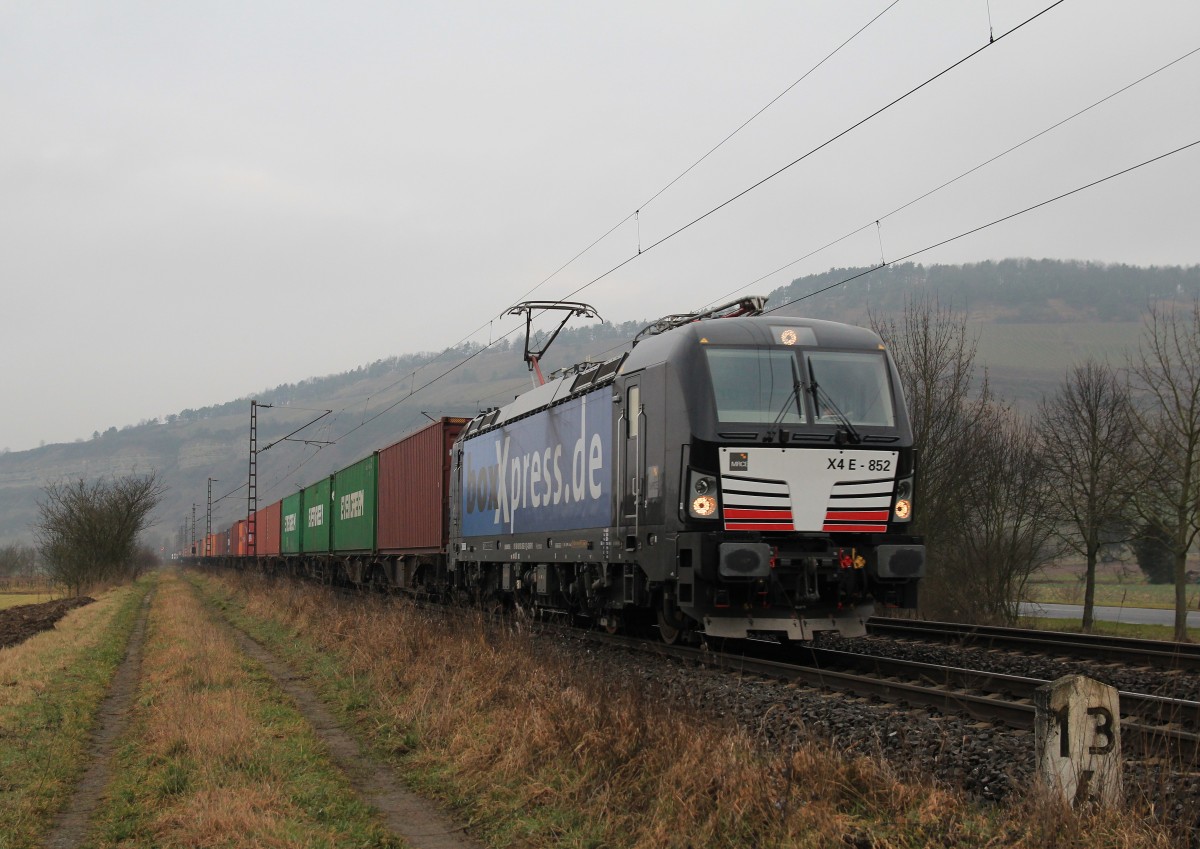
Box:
<box><xmin>725</xmin><ymin>521</ymin><xmax>796</xmax><ymax>531</ymax></box>
<box><xmin>824</xmin><ymin>510</ymin><xmax>890</xmax><ymax>522</ymax></box>
<box><xmin>724</xmin><ymin>508</ymin><xmax>795</xmax><ymax>521</ymax></box>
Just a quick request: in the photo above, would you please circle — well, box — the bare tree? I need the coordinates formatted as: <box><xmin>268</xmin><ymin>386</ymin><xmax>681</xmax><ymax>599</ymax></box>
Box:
<box><xmin>1036</xmin><ymin>360</ymin><xmax>1139</xmax><ymax>631</ymax></box>
<box><xmin>953</xmin><ymin>410</ymin><xmax>1059</xmax><ymax>623</ymax></box>
<box><xmin>872</xmin><ymin>296</ymin><xmax>1002</xmax><ymax>620</ymax></box>
<box><xmin>1127</xmin><ymin>299</ymin><xmax>1200</xmax><ymax>641</ymax></box>
<box><xmin>35</xmin><ymin>473</ymin><xmax>166</xmax><ymax>595</ymax></box>
<box><xmin>131</xmin><ymin>544</ymin><xmax>161</xmax><ymax>579</ymax></box>
<box><xmin>872</xmin><ymin>296</ymin><xmax>996</xmax><ymax>542</ymax></box>
<box><xmin>1130</xmin><ymin>520</ymin><xmax>1174</xmax><ymax>585</ymax></box>
<box><xmin>0</xmin><ymin>543</ymin><xmax>39</xmax><ymax>579</ymax></box>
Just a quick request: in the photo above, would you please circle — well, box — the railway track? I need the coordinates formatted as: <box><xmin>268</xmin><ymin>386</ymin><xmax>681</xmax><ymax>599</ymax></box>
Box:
<box><xmin>865</xmin><ymin>617</ymin><xmax>1200</xmax><ymax>671</ymax></box>
<box><xmin>319</xmin><ymin>581</ymin><xmax>1200</xmax><ymax>762</ymax></box>
<box><xmin>584</xmin><ymin>629</ymin><xmax>1200</xmax><ymax>765</ymax></box>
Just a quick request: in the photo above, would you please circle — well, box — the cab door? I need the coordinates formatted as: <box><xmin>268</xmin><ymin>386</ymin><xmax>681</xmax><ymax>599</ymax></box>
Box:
<box><xmin>621</xmin><ymin>379</ymin><xmax>643</xmax><ymax>550</ymax></box>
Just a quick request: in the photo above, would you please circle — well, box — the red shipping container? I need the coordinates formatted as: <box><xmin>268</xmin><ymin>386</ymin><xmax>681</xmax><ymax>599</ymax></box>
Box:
<box><xmin>377</xmin><ymin>417</ymin><xmax>468</xmax><ymax>554</ymax></box>
<box><xmin>232</xmin><ymin>519</ymin><xmax>247</xmax><ymax>557</ymax></box>
<box><xmin>213</xmin><ymin>528</ymin><xmax>229</xmax><ymax>556</ymax></box>
<box><xmin>253</xmin><ymin>501</ymin><xmax>282</xmax><ymax>556</ymax></box>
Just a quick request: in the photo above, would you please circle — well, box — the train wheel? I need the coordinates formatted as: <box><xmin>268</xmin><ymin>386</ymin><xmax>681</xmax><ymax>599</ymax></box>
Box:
<box><xmin>656</xmin><ymin>592</ymin><xmax>693</xmax><ymax>645</ymax></box>
<box><xmin>656</xmin><ymin>609</ymin><xmax>681</xmax><ymax>645</ymax></box>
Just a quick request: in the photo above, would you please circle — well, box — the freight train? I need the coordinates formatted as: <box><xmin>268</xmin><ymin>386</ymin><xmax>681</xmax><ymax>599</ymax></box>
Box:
<box><xmin>195</xmin><ymin>298</ymin><xmax>924</xmax><ymax>642</ymax></box>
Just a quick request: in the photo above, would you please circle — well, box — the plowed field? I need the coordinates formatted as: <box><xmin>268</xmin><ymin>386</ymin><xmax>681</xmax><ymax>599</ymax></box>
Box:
<box><xmin>0</xmin><ymin>597</ymin><xmax>94</xmax><ymax>649</ymax></box>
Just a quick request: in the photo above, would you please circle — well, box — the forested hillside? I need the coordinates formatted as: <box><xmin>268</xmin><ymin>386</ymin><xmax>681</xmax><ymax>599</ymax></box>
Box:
<box><xmin>770</xmin><ymin>259</ymin><xmax>1200</xmax><ymax>322</ymax></box>
<box><xmin>1</xmin><ymin>259</ymin><xmax>1196</xmax><ymax>548</ymax></box>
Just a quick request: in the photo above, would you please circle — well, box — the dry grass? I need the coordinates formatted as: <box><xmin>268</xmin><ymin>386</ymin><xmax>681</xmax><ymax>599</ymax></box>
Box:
<box><xmin>1020</xmin><ymin>615</ymin><xmax>1200</xmax><ymax>643</ymax></box>
<box><xmin>91</xmin><ymin>569</ymin><xmax>402</xmax><ymax>848</ymax></box>
<box><xmin>0</xmin><ymin>576</ymin><xmax>54</xmax><ymax>593</ymax></box>
<box><xmin>0</xmin><ymin>578</ymin><xmax>149</xmax><ymax>849</ymax></box>
<box><xmin>1028</xmin><ymin>580</ymin><xmax>1200</xmax><ymax>612</ymax></box>
<box><xmin>1028</xmin><ymin>558</ymin><xmax>1200</xmax><ymax>611</ymax></box>
<box><xmin>0</xmin><ymin>592</ymin><xmax>58</xmax><ymax>610</ymax></box>
<box><xmin>201</xmin><ymin>571</ymin><xmax>1187</xmax><ymax>849</ymax></box>
<box><xmin>0</xmin><ymin>592</ymin><xmax>114</xmax><ymax>718</ymax></box>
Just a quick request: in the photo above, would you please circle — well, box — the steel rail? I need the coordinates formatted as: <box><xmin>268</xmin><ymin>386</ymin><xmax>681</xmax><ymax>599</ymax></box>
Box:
<box><xmin>581</xmin><ymin>630</ymin><xmax>1200</xmax><ymax>765</ymax></box>
<box><xmin>305</xmin><ymin>579</ymin><xmax>1200</xmax><ymax>763</ymax></box>
<box><xmin>866</xmin><ymin>617</ymin><xmax>1200</xmax><ymax>671</ymax></box>
<box><xmin>804</xmin><ymin>646</ymin><xmax>1200</xmax><ymax>730</ymax></box>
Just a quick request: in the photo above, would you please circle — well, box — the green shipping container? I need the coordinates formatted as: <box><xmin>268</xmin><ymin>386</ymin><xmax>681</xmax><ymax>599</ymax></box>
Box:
<box><xmin>301</xmin><ymin>477</ymin><xmax>332</xmax><ymax>553</ymax></box>
<box><xmin>281</xmin><ymin>491</ymin><xmax>303</xmax><ymax>555</ymax></box>
<box><xmin>332</xmin><ymin>454</ymin><xmax>377</xmax><ymax>552</ymax></box>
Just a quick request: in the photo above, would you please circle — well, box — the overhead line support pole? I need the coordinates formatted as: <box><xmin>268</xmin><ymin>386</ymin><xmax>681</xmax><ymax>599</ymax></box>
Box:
<box><xmin>246</xmin><ymin>402</ymin><xmax>324</xmax><ymax>558</ymax></box>
<box><xmin>206</xmin><ymin>477</ymin><xmax>217</xmax><ymax>558</ymax></box>
<box><xmin>247</xmin><ymin>401</ymin><xmax>270</xmax><ymax>558</ymax></box>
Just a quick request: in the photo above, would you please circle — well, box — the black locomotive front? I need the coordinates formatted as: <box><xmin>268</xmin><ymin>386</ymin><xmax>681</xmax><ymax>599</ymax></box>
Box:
<box><xmin>448</xmin><ymin>306</ymin><xmax>924</xmax><ymax>642</ymax></box>
<box><xmin>659</xmin><ymin>317</ymin><xmax>924</xmax><ymax>640</ymax></box>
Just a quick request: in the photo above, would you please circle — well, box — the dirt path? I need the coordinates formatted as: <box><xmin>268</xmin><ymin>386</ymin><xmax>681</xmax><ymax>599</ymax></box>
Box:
<box><xmin>227</xmin><ymin>625</ymin><xmax>485</xmax><ymax>849</ymax></box>
<box><xmin>37</xmin><ymin>577</ymin><xmax>483</xmax><ymax>849</ymax></box>
<box><xmin>42</xmin><ymin>587</ymin><xmax>154</xmax><ymax>849</ymax></box>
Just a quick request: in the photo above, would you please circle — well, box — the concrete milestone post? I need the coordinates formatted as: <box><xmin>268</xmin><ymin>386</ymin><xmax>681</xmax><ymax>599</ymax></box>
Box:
<box><xmin>1034</xmin><ymin>674</ymin><xmax>1123</xmax><ymax>807</ymax></box>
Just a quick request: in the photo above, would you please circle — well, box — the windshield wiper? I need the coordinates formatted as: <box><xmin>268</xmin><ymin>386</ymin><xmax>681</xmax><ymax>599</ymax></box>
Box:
<box><xmin>766</xmin><ymin>362</ymin><xmax>805</xmax><ymax>442</ymax></box>
<box><xmin>772</xmin><ymin>378</ymin><xmax>804</xmax><ymax>426</ymax></box>
<box><xmin>808</xmin><ymin>365</ymin><xmax>861</xmax><ymax>446</ymax></box>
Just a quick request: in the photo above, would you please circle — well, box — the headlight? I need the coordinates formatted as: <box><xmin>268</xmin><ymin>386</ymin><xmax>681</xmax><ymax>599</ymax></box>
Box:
<box><xmin>688</xmin><ymin>471</ymin><xmax>719</xmax><ymax>519</ymax></box>
<box><xmin>692</xmin><ymin>495</ymin><xmax>718</xmax><ymax>517</ymax></box>
<box><xmin>893</xmin><ymin>475</ymin><xmax>914</xmax><ymax>522</ymax></box>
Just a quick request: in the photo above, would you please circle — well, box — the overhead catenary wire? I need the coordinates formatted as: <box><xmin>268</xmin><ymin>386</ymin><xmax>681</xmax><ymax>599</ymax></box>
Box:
<box><xmin>236</xmin><ymin>340</ymin><xmax>499</xmax><ymax>481</ymax></box>
<box><xmin>327</xmin><ymin>321</ymin><xmax>527</xmax><ymax>446</ymax></box>
<box><xmin>350</xmin><ymin>29</ymin><xmax>1182</xmax><ymax>432</ymax></box>
<box><xmin>578</xmin><ymin>132</ymin><xmax>1200</xmax><ymax>364</ymax></box>
<box><xmin>200</xmin><ymin>0</ymin><xmax>1167</xmax><ymax>512</ymax></box>
<box><xmin>701</xmin><ymin>41</ymin><xmax>1200</xmax><ymax>309</ymax></box>
<box><xmin>639</xmin><ymin>1</ymin><xmax>902</xmax><ymax>215</ymax></box>
<box><xmin>372</xmin><ymin>2</ymin><xmax>905</xmax><ymax>393</ymax></box>
<box><xmin>212</xmin><ymin>480</ymin><xmax>247</xmax><ymax>506</ymax></box>
<box><xmin>291</xmin><ymin>7</ymin><xmax>905</xmax><ymax>428</ymax></box>
<box><xmin>549</xmin><ymin>0</ymin><xmax>1068</xmax><ymax>309</ymax></box>
<box><xmin>765</xmin><ymin>137</ymin><xmax>1200</xmax><ymax>312</ymax></box>
<box><xmin>253</xmin><ymin>310</ymin><xmax>570</xmax><ymax>501</ymax></box>
<box><xmin>207</xmin><ymin>136</ymin><xmax>1200</xmax><ymax>513</ymax></box>
<box><xmin>505</xmin><ymin>1</ymin><xmax>903</xmax><ymax>310</ymax></box>
<box><xmin>203</xmin><ymin>0</ymin><xmax>1018</xmax><ymax>464</ymax></box>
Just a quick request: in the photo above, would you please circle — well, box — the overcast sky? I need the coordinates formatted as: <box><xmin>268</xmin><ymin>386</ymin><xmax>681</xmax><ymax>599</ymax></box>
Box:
<box><xmin>2</xmin><ymin>1</ymin><xmax>1198</xmax><ymax>452</ymax></box>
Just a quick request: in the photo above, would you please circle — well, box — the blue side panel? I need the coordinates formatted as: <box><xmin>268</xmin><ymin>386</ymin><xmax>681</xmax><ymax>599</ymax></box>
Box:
<box><xmin>461</xmin><ymin>389</ymin><xmax>613</xmax><ymax>536</ymax></box>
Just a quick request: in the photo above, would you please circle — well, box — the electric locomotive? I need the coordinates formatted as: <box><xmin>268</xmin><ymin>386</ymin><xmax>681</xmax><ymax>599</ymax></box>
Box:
<box><xmin>448</xmin><ymin>297</ymin><xmax>924</xmax><ymax>642</ymax></box>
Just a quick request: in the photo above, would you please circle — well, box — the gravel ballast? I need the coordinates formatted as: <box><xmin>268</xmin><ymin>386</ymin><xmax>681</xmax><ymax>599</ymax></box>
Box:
<box><xmin>542</xmin><ymin>628</ymin><xmax>1200</xmax><ymax>836</ymax></box>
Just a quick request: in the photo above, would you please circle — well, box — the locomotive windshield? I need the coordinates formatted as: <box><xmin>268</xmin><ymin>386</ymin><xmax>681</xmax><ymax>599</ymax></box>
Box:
<box><xmin>706</xmin><ymin>348</ymin><xmax>803</xmax><ymax>424</ymax></box>
<box><xmin>706</xmin><ymin>347</ymin><xmax>895</xmax><ymax>427</ymax></box>
<box><xmin>807</xmin><ymin>351</ymin><xmax>895</xmax><ymax>427</ymax></box>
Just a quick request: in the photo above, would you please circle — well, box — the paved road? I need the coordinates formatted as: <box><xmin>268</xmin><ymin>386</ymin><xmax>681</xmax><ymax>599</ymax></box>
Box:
<box><xmin>1019</xmin><ymin>601</ymin><xmax>1200</xmax><ymax>628</ymax></box>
